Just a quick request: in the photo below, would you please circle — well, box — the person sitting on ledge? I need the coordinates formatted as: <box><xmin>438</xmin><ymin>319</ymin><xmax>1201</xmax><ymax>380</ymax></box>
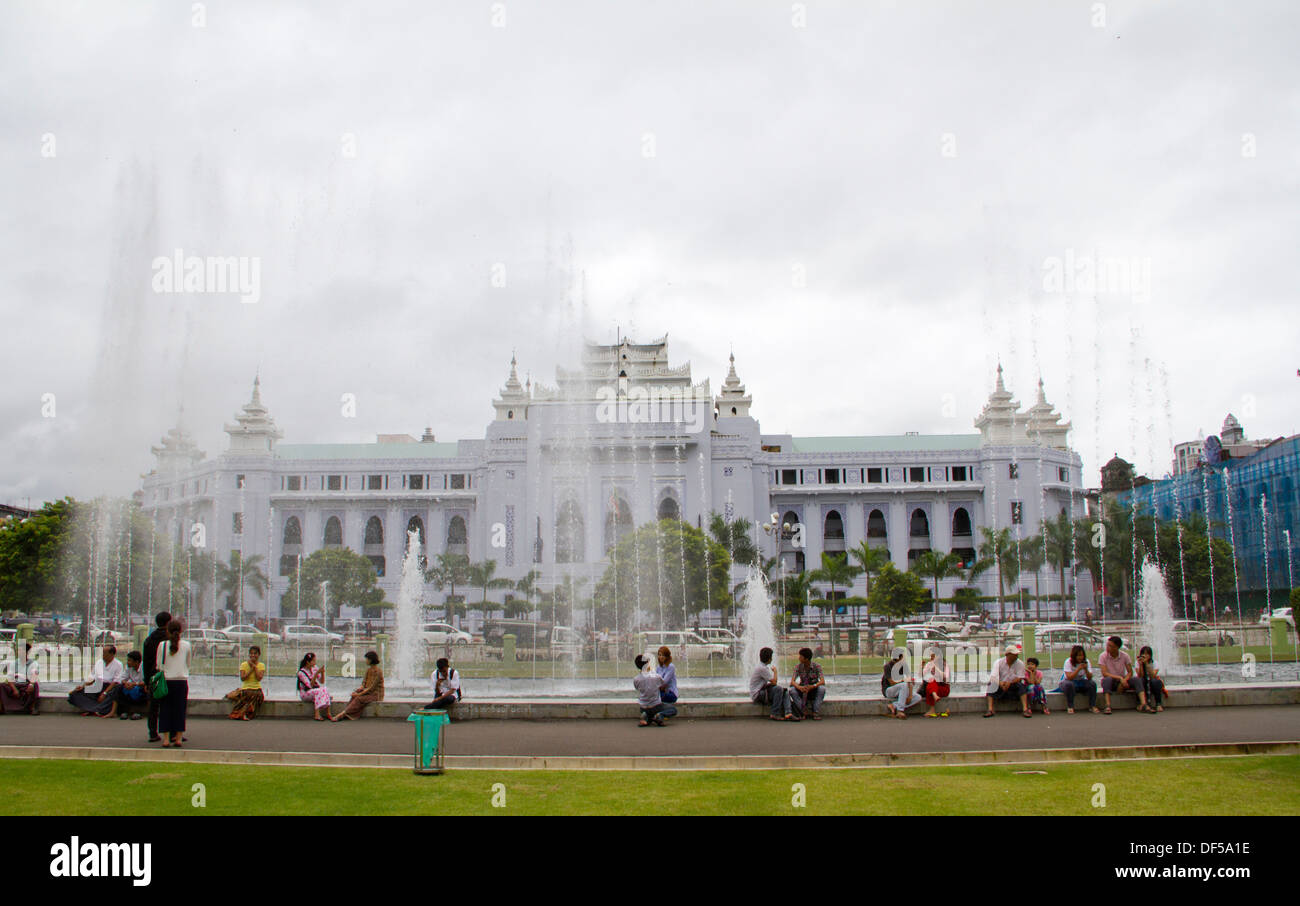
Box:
<box><xmin>1057</xmin><ymin>644</ymin><xmax>1099</xmax><ymax>714</ymax></box>
<box><xmin>984</xmin><ymin>645</ymin><xmax>1030</xmax><ymax>718</ymax></box>
<box><xmin>332</xmin><ymin>650</ymin><xmax>384</xmax><ymax>721</ymax></box>
<box><xmin>921</xmin><ymin>650</ymin><xmax>951</xmax><ymax>718</ymax></box>
<box><xmin>633</xmin><ymin>654</ymin><xmax>668</xmax><ymax>727</ymax></box>
<box><xmin>296</xmin><ymin>652</ymin><xmax>332</xmax><ymax>721</ymax></box>
<box><xmin>111</xmin><ymin>650</ymin><xmax>148</xmax><ymax>719</ymax></box>
<box><xmin>1</xmin><ymin>640</ymin><xmax>40</xmax><ymax>715</ymax></box>
<box><xmin>655</xmin><ymin>646</ymin><xmax>679</xmax><ymax>721</ymax></box>
<box><xmin>749</xmin><ymin>646</ymin><xmax>792</xmax><ymax>720</ymax></box>
<box><xmin>227</xmin><ymin>646</ymin><xmax>266</xmax><ymax>720</ymax></box>
<box><xmin>1024</xmin><ymin>657</ymin><xmax>1050</xmax><ymax>715</ymax></box>
<box><xmin>789</xmin><ymin>648</ymin><xmax>826</xmax><ymax>720</ymax></box>
<box><xmin>1135</xmin><ymin>645</ymin><xmax>1165</xmax><ymax>713</ymax></box>
<box><xmin>1098</xmin><ymin>636</ymin><xmax>1135</xmax><ymax>715</ymax></box>
<box><xmin>68</xmin><ymin>645</ymin><xmax>124</xmax><ymax>717</ymax></box>
<box><xmin>425</xmin><ymin>657</ymin><xmax>462</xmax><ymax>712</ymax></box>
<box><xmin>882</xmin><ymin>650</ymin><xmax>923</xmax><ymax>719</ymax></box>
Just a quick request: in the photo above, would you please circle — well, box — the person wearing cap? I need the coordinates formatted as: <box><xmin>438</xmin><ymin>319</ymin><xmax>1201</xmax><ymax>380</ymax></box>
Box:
<box><xmin>632</xmin><ymin>654</ymin><xmax>669</xmax><ymax>727</ymax></box>
<box><xmin>984</xmin><ymin>644</ymin><xmax>1030</xmax><ymax>718</ymax></box>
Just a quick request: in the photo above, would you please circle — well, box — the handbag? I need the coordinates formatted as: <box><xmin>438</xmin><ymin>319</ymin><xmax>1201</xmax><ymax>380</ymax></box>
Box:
<box><xmin>149</xmin><ymin>642</ymin><xmax>169</xmax><ymax>700</ymax></box>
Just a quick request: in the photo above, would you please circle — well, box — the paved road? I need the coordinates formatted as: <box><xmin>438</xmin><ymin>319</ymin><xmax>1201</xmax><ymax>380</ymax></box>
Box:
<box><xmin>3</xmin><ymin>706</ymin><xmax>1298</xmax><ymax>757</ymax></box>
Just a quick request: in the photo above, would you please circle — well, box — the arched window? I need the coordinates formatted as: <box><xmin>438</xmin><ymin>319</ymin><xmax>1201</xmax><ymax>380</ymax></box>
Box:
<box><xmin>824</xmin><ymin>509</ymin><xmax>845</xmax><ymax>540</ymax></box>
<box><xmin>657</xmin><ymin>494</ymin><xmax>680</xmax><ymax>521</ymax></box>
<box><xmin>867</xmin><ymin>509</ymin><xmax>888</xmax><ymax>538</ymax></box>
<box><xmin>605</xmin><ymin>496</ymin><xmax>633</xmax><ymax>553</ymax></box>
<box><xmin>282</xmin><ymin>517</ymin><xmax>302</xmax><ymax>546</ymax></box>
<box><xmin>323</xmin><ymin>516</ymin><xmax>343</xmax><ymax>547</ymax></box>
<box><xmin>364</xmin><ymin>516</ymin><xmax>384</xmax><ymax>546</ymax></box>
<box><xmin>951</xmin><ymin>507</ymin><xmax>972</xmax><ymax>538</ymax></box>
<box><xmin>447</xmin><ymin>515</ymin><xmax>467</xmax><ymax>547</ymax></box>
<box><xmin>556</xmin><ymin>499</ymin><xmax>585</xmax><ymax>563</ymax></box>
<box><xmin>407</xmin><ymin>516</ymin><xmax>426</xmax><ymax>548</ymax></box>
<box><xmin>910</xmin><ymin>509</ymin><xmax>929</xmax><ymax>538</ymax></box>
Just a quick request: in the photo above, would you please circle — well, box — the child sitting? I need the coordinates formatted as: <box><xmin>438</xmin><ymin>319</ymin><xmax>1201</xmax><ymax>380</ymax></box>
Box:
<box><xmin>1024</xmin><ymin>657</ymin><xmax>1050</xmax><ymax>715</ymax></box>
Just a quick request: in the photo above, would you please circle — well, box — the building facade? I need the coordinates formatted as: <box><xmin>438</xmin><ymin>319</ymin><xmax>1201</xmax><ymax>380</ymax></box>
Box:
<box><xmin>139</xmin><ymin>336</ymin><xmax>1091</xmax><ymax>620</ymax></box>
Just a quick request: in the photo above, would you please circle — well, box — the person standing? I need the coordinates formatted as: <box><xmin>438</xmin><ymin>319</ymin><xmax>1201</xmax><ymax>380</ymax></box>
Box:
<box><xmin>142</xmin><ymin>611</ymin><xmax>171</xmax><ymax>742</ymax></box>
<box><xmin>749</xmin><ymin>646</ymin><xmax>792</xmax><ymax>720</ymax></box>
<box><xmin>158</xmin><ymin>620</ymin><xmax>191</xmax><ymax>748</ymax></box>
<box><xmin>789</xmin><ymin>648</ymin><xmax>826</xmax><ymax>720</ymax></box>
<box><xmin>1</xmin><ymin>640</ymin><xmax>41</xmax><ymax>715</ymax></box>
<box><xmin>68</xmin><ymin>645</ymin><xmax>124</xmax><ymax>717</ymax></box>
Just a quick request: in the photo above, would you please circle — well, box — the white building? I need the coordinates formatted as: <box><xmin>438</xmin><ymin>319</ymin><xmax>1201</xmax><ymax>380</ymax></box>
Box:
<box><xmin>139</xmin><ymin>336</ymin><xmax>1091</xmax><ymax>620</ymax></box>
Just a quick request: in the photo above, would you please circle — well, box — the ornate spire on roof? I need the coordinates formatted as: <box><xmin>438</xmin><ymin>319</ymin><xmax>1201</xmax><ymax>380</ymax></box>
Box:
<box><xmin>1024</xmin><ymin>376</ymin><xmax>1071</xmax><ymax>449</ymax></box>
<box><xmin>493</xmin><ymin>353</ymin><xmax>530</xmax><ymax>421</ymax></box>
<box><xmin>223</xmin><ymin>375</ymin><xmax>283</xmax><ymax>455</ymax></box>
<box><xmin>974</xmin><ymin>362</ymin><xmax>1025</xmax><ymax>446</ymax></box>
<box><xmin>715</xmin><ymin>350</ymin><xmax>753</xmax><ymax>418</ymax></box>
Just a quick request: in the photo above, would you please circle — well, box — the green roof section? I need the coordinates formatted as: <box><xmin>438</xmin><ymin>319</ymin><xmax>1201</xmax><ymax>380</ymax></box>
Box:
<box><xmin>790</xmin><ymin>435</ymin><xmax>983</xmax><ymax>453</ymax></box>
<box><xmin>275</xmin><ymin>442</ymin><xmax>463</xmax><ymax>461</ymax></box>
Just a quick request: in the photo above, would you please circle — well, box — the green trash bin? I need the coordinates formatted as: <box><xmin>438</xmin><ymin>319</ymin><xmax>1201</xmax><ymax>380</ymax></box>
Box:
<box><xmin>407</xmin><ymin>709</ymin><xmax>450</xmax><ymax>774</ymax></box>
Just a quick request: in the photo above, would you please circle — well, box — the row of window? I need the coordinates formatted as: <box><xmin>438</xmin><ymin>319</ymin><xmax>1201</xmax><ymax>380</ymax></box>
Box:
<box><xmin>279</xmin><ymin>513</ymin><xmax>467</xmax><ymax>550</ymax></box>
<box><xmin>774</xmin><ymin>466</ymin><xmax>977</xmax><ymax>486</ymax></box>
<box><xmin>279</xmin><ymin>473</ymin><xmax>471</xmax><ymax>492</ymax></box>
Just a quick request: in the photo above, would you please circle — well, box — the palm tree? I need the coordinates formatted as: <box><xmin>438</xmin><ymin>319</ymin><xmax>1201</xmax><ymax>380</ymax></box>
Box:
<box><xmin>909</xmin><ymin>550</ymin><xmax>962</xmax><ymax>611</ymax></box>
<box><xmin>513</xmin><ymin>569</ymin><xmax>542</xmax><ymax>618</ymax></box>
<box><xmin>215</xmin><ymin>552</ymin><xmax>269</xmax><ymax>624</ymax></box>
<box><xmin>426</xmin><ymin>553</ymin><xmax>470</xmax><ymax>615</ymax></box>
<box><xmin>777</xmin><ymin>569</ymin><xmax>821</xmax><ymax>623</ymax></box>
<box><xmin>708</xmin><ymin>512</ymin><xmax>759</xmax><ymax>567</ymax></box>
<box><xmin>975</xmin><ymin>526</ymin><xmax>1021</xmax><ymax>623</ymax></box>
<box><xmin>1019</xmin><ymin>537</ymin><xmax>1046</xmax><ymax>621</ymax></box>
<box><xmin>848</xmin><ymin>541</ymin><xmax>892</xmax><ymax>635</ymax></box>
<box><xmin>1043</xmin><ymin>512</ymin><xmax>1075</xmax><ymax>620</ymax></box>
<box><xmin>466</xmin><ymin>559</ymin><xmax>514</xmax><ymax>615</ymax></box>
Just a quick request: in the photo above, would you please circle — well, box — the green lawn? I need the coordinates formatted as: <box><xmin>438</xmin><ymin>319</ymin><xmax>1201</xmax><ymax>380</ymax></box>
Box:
<box><xmin>4</xmin><ymin>755</ymin><xmax>1297</xmax><ymax>815</ymax></box>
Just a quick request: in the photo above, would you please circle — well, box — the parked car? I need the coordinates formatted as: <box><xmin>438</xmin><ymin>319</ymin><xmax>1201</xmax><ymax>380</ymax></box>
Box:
<box><xmin>1170</xmin><ymin>620</ymin><xmax>1235</xmax><ymax>646</ymax></box>
<box><xmin>419</xmin><ymin>622</ymin><xmax>473</xmax><ymax>646</ymax></box>
<box><xmin>690</xmin><ymin>627</ymin><xmax>741</xmax><ymax>654</ymax></box>
<box><xmin>223</xmin><ymin>624</ymin><xmax>282</xmax><ymax>644</ymax></box>
<box><xmin>282</xmin><ymin>624</ymin><xmax>344</xmax><ymax>645</ymax></box>
<box><xmin>188</xmin><ymin>628</ymin><xmax>240</xmax><ymax>657</ymax></box>
<box><xmin>892</xmin><ymin>625</ymin><xmax>953</xmax><ymax>644</ymax></box>
<box><xmin>334</xmin><ymin>619</ymin><xmax>379</xmax><ymax>639</ymax></box>
<box><xmin>59</xmin><ymin>622</ymin><xmax>129</xmax><ymax>644</ymax></box>
<box><xmin>1034</xmin><ymin>623</ymin><xmax>1119</xmax><ymax>650</ymax></box>
<box><xmin>1258</xmin><ymin>607</ymin><xmax>1294</xmax><ymax>629</ymax></box>
<box><xmin>637</xmin><ymin>630</ymin><xmax>731</xmax><ymax>661</ymax></box>
<box><xmin>999</xmin><ymin>621</ymin><xmax>1043</xmax><ymax>640</ymax></box>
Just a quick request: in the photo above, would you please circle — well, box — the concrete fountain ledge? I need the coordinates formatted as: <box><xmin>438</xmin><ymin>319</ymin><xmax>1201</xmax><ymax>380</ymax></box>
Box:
<box><xmin>37</xmin><ymin>681</ymin><xmax>1300</xmax><ymax>720</ymax></box>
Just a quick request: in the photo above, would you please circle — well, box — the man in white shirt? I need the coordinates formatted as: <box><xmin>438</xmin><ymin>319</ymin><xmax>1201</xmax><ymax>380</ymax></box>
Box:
<box><xmin>68</xmin><ymin>646</ymin><xmax>126</xmax><ymax>717</ymax></box>
<box><xmin>424</xmin><ymin>657</ymin><xmax>462</xmax><ymax>712</ymax></box>
<box><xmin>983</xmin><ymin>645</ymin><xmax>1030</xmax><ymax>718</ymax></box>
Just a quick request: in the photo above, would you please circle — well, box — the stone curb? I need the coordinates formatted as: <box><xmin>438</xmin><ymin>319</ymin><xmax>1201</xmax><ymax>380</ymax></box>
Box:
<box><xmin>1</xmin><ymin>740</ymin><xmax>1296</xmax><ymax>771</ymax></box>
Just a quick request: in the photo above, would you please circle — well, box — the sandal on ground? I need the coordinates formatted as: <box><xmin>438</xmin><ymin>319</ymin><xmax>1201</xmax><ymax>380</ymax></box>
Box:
<box><xmin>638</xmin><ymin>720</ymin><xmax>649</xmax><ymax>727</ymax></box>
<box><xmin>1022</xmin><ymin>708</ymin><xmax>1032</xmax><ymax>718</ymax></box>
<box><xmin>940</xmin><ymin>711</ymin><xmax>949</xmax><ymax>718</ymax></box>
<box><xmin>983</xmin><ymin>711</ymin><xmax>995</xmax><ymax>718</ymax></box>
<box><xmin>1067</xmin><ymin>708</ymin><xmax>1075</xmax><ymax>714</ymax></box>
<box><xmin>1156</xmin><ymin>705</ymin><xmax>1164</xmax><ymax>712</ymax></box>
<box><xmin>1103</xmin><ymin>707</ymin><xmax>1112</xmax><ymax>714</ymax></box>
<box><xmin>895</xmin><ymin>711</ymin><xmax>907</xmax><ymax>719</ymax></box>
<box><xmin>1042</xmin><ymin>707</ymin><xmax>1051</xmax><ymax>715</ymax></box>
<box><xmin>924</xmin><ymin>712</ymin><xmax>938</xmax><ymax>718</ymax></box>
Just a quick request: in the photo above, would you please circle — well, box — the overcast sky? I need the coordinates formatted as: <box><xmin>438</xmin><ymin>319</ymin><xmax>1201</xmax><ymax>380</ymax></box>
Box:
<box><xmin>3</xmin><ymin>0</ymin><xmax>1297</xmax><ymax>507</ymax></box>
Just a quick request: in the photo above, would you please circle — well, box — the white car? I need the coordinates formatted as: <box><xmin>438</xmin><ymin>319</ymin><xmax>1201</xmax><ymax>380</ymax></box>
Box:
<box><xmin>59</xmin><ymin>622</ymin><xmax>129</xmax><ymax>644</ymax></box>
<box><xmin>638</xmin><ymin>630</ymin><xmax>730</xmax><ymax>661</ymax></box>
<box><xmin>892</xmin><ymin>625</ymin><xmax>953</xmax><ymax>644</ymax></box>
<box><xmin>223</xmin><ymin>624</ymin><xmax>282</xmax><ymax>643</ymax></box>
<box><xmin>188</xmin><ymin>628</ymin><xmax>240</xmax><ymax>657</ymax></box>
<box><xmin>1170</xmin><ymin>620</ymin><xmax>1236</xmax><ymax>646</ymax></box>
<box><xmin>419</xmin><ymin>622</ymin><xmax>472</xmax><ymax>646</ymax></box>
<box><xmin>691</xmin><ymin>627</ymin><xmax>741</xmax><ymax>652</ymax></box>
<box><xmin>1259</xmin><ymin>607</ymin><xmax>1294</xmax><ymax>629</ymax></box>
<box><xmin>282</xmin><ymin>624</ymin><xmax>344</xmax><ymax>645</ymax></box>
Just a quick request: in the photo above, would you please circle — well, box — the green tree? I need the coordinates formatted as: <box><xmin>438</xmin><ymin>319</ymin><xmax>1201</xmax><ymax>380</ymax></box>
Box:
<box><xmin>868</xmin><ymin>563</ymin><xmax>927</xmax><ymax>621</ymax></box>
<box><xmin>708</xmin><ymin>512</ymin><xmax>759</xmax><ymax>568</ymax></box>
<box><xmin>810</xmin><ymin>552</ymin><xmax>863</xmax><ymax>602</ymax></box>
<box><xmin>511</xmin><ymin>569</ymin><xmax>542</xmax><ymax>619</ymax></box>
<box><xmin>776</xmin><ymin>568</ymin><xmax>821</xmax><ymax>623</ymax></box>
<box><xmin>596</xmin><ymin>519</ymin><xmax>732</xmax><ymax>629</ymax></box>
<box><xmin>466</xmin><ymin>559</ymin><xmax>514</xmax><ymax>613</ymax></box>
<box><xmin>847</xmin><ymin>541</ymin><xmax>892</xmax><ymax>632</ymax></box>
<box><xmin>0</xmin><ymin>498</ymin><xmax>76</xmax><ymax>614</ymax></box>
<box><xmin>281</xmin><ymin>548</ymin><xmax>383</xmax><ymax>621</ymax></box>
<box><xmin>215</xmin><ymin>551</ymin><xmax>270</xmax><ymax>622</ymax></box>
<box><xmin>974</xmin><ymin>527</ymin><xmax>1021</xmax><ymax>622</ymax></box>
<box><xmin>426</xmin><ymin>553</ymin><xmax>471</xmax><ymax>614</ymax></box>
<box><xmin>1043</xmin><ymin>512</ymin><xmax>1075</xmax><ymax>618</ymax></box>
<box><xmin>1018</xmin><ymin>537</ymin><xmax>1046</xmax><ymax>621</ymax></box>
<box><xmin>909</xmin><ymin>550</ymin><xmax>962</xmax><ymax>610</ymax></box>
